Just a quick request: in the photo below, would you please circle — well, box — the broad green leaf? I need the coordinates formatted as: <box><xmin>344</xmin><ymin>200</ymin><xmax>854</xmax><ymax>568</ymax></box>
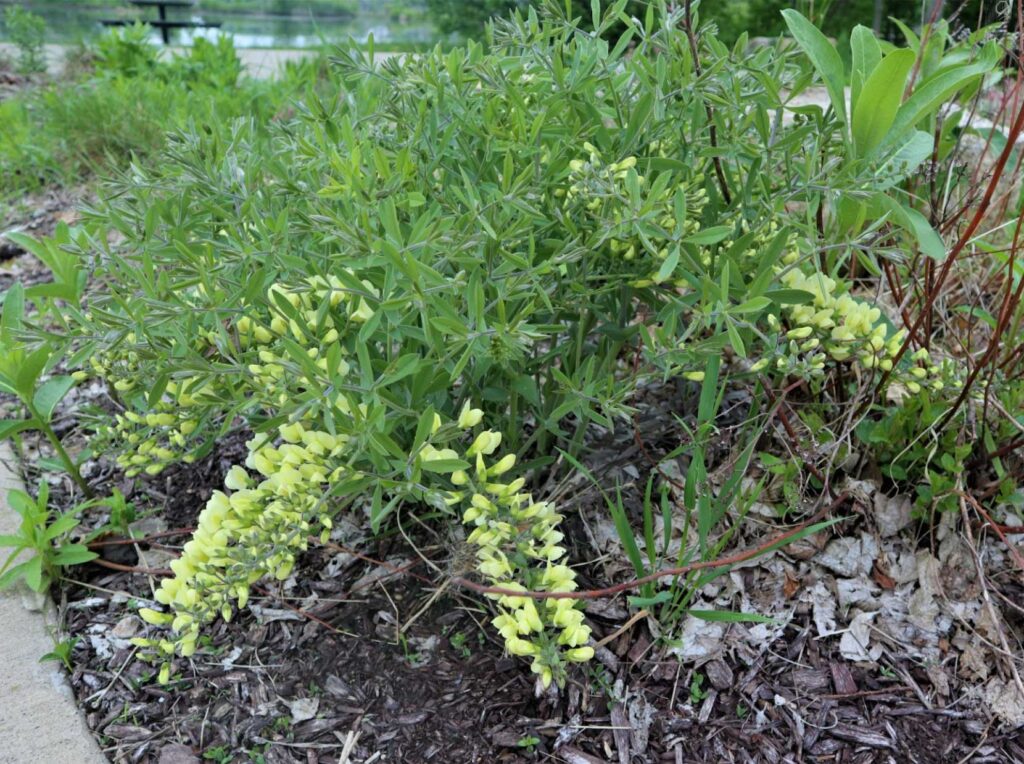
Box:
<box><xmin>877</xmin><ymin>130</ymin><xmax>934</xmax><ymax>187</ymax></box>
<box><xmin>850</xmin><ymin>25</ymin><xmax>882</xmax><ymax>113</ymax></box>
<box><xmin>23</xmin><ymin>555</ymin><xmax>43</xmax><ymax>592</ymax></box>
<box><xmin>32</xmin><ymin>376</ymin><xmax>75</xmax><ymax>424</ymax></box>
<box><xmin>0</xmin><ymin>560</ymin><xmax>33</xmax><ymax>589</ymax></box>
<box><xmin>890</xmin><ymin>17</ymin><xmax>920</xmax><ymax>50</ymax></box>
<box><xmin>782</xmin><ymin>9</ymin><xmax>849</xmax><ymax>131</ymax></box>
<box><xmin>44</xmin><ymin>513</ymin><xmax>81</xmax><ymax>541</ymax></box>
<box><xmin>852</xmin><ymin>49</ymin><xmax>915</xmax><ymax>156</ymax></box>
<box><xmin>871</xmin><ymin>194</ymin><xmax>945</xmax><ymax>260</ymax></box>
<box><xmin>655</xmin><ymin>246</ymin><xmax>680</xmax><ymax>283</ymax></box>
<box><xmin>14</xmin><ymin>346</ymin><xmax>51</xmax><ymax>402</ymax></box>
<box><xmin>877</xmin><ymin>60</ymin><xmax>994</xmax><ymax>154</ymax></box>
<box><xmin>628</xmin><ymin>591</ymin><xmax>672</xmax><ymax>608</ymax></box>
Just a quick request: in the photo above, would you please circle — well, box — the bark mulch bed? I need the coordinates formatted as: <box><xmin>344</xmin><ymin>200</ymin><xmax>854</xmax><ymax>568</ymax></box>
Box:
<box><xmin>48</xmin><ymin>432</ymin><xmax>1024</xmax><ymax>764</ymax></box>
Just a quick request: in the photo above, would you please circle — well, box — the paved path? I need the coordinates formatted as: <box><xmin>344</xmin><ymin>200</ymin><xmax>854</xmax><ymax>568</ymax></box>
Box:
<box><xmin>0</xmin><ymin>443</ymin><xmax>107</xmax><ymax>764</ymax></box>
<box><xmin>0</xmin><ymin>43</ymin><xmax>357</xmax><ymax>79</ymax></box>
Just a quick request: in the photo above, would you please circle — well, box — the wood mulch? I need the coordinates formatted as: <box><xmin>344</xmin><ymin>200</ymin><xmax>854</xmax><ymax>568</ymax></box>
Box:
<box><xmin>47</xmin><ymin>413</ymin><xmax>1024</xmax><ymax>764</ymax></box>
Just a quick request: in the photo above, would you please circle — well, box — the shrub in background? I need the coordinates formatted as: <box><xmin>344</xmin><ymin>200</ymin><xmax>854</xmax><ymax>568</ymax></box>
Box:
<box><xmin>3</xmin><ymin>5</ymin><xmax>47</xmax><ymax>74</ymax></box>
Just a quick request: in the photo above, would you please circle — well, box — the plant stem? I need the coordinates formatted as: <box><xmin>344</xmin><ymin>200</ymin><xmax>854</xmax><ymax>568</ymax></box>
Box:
<box><xmin>27</xmin><ymin>403</ymin><xmax>93</xmax><ymax>499</ymax></box>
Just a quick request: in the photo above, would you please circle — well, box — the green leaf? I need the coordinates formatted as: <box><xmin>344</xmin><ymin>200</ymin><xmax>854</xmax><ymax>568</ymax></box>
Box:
<box><xmin>607</xmin><ymin>488</ymin><xmax>646</xmax><ymax>580</ymax></box>
<box><xmin>731</xmin><ymin>296</ymin><xmax>771</xmax><ymax>314</ymax></box>
<box><xmin>877</xmin><ymin>60</ymin><xmax>994</xmax><ymax>154</ymax></box>
<box><xmin>419</xmin><ymin>458</ymin><xmax>471</xmax><ymax>473</ymax></box>
<box><xmin>52</xmin><ymin>544</ymin><xmax>98</xmax><ymax>566</ymax></box>
<box><xmin>23</xmin><ymin>555</ymin><xmax>43</xmax><ymax>592</ymax></box>
<box><xmin>628</xmin><ymin>591</ymin><xmax>672</xmax><ymax>608</ymax></box>
<box><xmin>655</xmin><ymin>246</ymin><xmax>680</xmax><ymax>283</ymax></box>
<box><xmin>688</xmin><ymin>609</ymin><xmax>776</xmax><ymax>624</ymax></box>
<box><xmin>849</xmin><ymin>25</ymin><xmax>881</xmax><ymax>114</ymax></box>
<box><xmin>765</xmin><ymin>288</ymin><xmax>816</xmax><ymax>305</ymax></box>
<box><xmin>14</xmin><ymin>346</ymin><xmax>51</xmax><ymax>402</ymax></box>
<box><xmin>0</xmin><ymin>560</ymin><xmax>32</xmax><ymax>590</ymax></box>
<box><xmin>0</xmin><ymin>418</ymin><xmax>37</xmax><ymax>440</ymax></box>
<box><xmin>871</xmin><ymin>194</ymin><xmax>945</xmax><ymax>260</ymax></box>
<box><xmin>782</xmin><ymin>9</ymin><xmax>848</xmax><ymax>131</ymax></box>
<box><xmin>32</xmin><ymin>376</ymin><xmax>75</xmax><ymax>424</ymax></box>
<box><xmin>852</xmin><ymin>49</ymin><xmax>915</xmax><ymax>156</ymax></box>
<box><xmin>43</xmin><ymin>512</ymin><xmax>81</xmax><ymax>541</ymax></box>
<box><xmin>683</xmin><ymin>226</ymin><xmax>732</xmax><ymax>245</ymax></box>
<box><xmin>1</xmin><ymin>281</ymin><xmax>25</xmax><ymax>344</ymax></box>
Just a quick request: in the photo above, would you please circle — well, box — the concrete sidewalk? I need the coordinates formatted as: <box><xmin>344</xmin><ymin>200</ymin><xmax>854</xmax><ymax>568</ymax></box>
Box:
<box><xmin>0</xmin><ymin>443</ymin><xmax>107</xmax><ymax>764</ymax></box>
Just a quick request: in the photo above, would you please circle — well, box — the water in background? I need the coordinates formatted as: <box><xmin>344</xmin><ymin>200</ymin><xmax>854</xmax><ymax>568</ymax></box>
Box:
<box><xmin>0</xmin><ymin>3</ymin><xmax>438</xmax><ymax>47</ymax></box>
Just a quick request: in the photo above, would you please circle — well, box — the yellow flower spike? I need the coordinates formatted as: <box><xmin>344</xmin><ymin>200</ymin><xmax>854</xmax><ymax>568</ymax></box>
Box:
<box><xmin>565</xmin><ymin>646</ymin><xmax>595</xmax><ymax>662</ymax></box>
<box><xmin>224</xmin><ymin>466</ymin><xmax>250</xmax><ymax>491</ymax></box>
<box><xmin>506</xmin><ymin>638</ymin><xmax>540</xmax><ymax>657</ymax></box>
<box><xmin>488</xmin><ymin>454</ymin><xmax>516</xmax><ymax>477</ymax></box>
<box><xmin>532</xmin><ymin>661</ymin><xmax>553</xmax><ymax>688</ymax></box>
<box><xmin>139</xmin><ymin>608</ymin><xmax>173</xmax><ymax>626</ymax></box>
<box><xmin>451</xmin><ymin>470</ymin><xmax>468</xmax><ymax>486</ymax></box>
<box><xmin>558</xmin><ymin>622</ymin><xmax>592</xmax><ymax>647</ymax></box>
<box><xmin>786</xmin><ymin>326</ymin><xmax>813</xmax><ymax>340</ymax></box>
<box><xmin>279</xmin><ymin>422</ymin><xmax>305</xmax><ymax>443</ymax></box>
<box><xmin>420</xmin><ymin>445</ymin><xmax>460</xmax><ymax>464</ymax></box>
<box><xmin>750</xmin><ymin>358</ymin><xmax>769</xmax><ymax>373</ymax></box>
<box><xmin>467</xmin><ymin>430</ymin><xmax>502</xmax><ymax>457</ymax></box>
<box><xmin>614</xmin><ymin>156</ymin><xmax>637</xmax><ymax>171</ymax></box>
<box><xmin>493</xmin><ymin>614</ymin><xmax>518</xmax><ymax>640</ymax></box>
<box><xmin>458</xmin><ymin>401</ymin><xmax>484</xmax><ymax>429</ymax></box>
<box><xmin>516</xmin><ymin>600</ymin><xmax>544</xmax><ymax>633</ymax></box>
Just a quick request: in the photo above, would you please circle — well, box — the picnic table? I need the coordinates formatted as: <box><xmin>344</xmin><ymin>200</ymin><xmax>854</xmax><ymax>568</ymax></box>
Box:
<box><xmin>101</xmin><ymin>1</ymin><xmax>221</xmax><ymax>45</ymax></box>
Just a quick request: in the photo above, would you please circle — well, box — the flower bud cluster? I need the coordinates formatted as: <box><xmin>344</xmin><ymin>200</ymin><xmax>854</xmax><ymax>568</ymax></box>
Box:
<box><xmin>242</xmin><ymin>277</ymin><xmax>373</xmax><ymax>407</ymax></box>
<box><xmin>83</xmin><ymin>331</ymin><xmax>214</xmax><ymax>477</ymax></box>
<box><xmin>100</xmin><ymin>381</ymin><xmax>206</xmax><ymax>477</ymax></box>
<box><xmin>426</xmin><ymin>403</ymin><xmax>594</xmax><ymax>688</ymax></box>
<box><xmin>132</xmin><ymin>420</ymin><xmax>348</xmax><ymax>682</ymax></box>
<box><xmin>759</xmin><ymin>269</ymin><xmax>946</xmax><ymax>391</ymax></box>
<box><xmin>559</xmin><ymin>143</ymin><xmax>707</xmax><ymax>272</ymax></box>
